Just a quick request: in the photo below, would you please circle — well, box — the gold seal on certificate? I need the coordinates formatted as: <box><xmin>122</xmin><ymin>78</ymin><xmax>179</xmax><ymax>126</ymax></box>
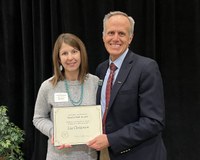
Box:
<box><xmin>53</xmin><ymin>105</ymin><xmax>102</xmax><ymax>146</ymax></box>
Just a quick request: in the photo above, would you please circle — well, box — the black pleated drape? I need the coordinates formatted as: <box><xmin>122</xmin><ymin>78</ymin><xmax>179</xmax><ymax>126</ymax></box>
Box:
<box><xmin>0</xmin><ymin>0</ymin><xmax>200</xmax><ymax>160</ymax></box>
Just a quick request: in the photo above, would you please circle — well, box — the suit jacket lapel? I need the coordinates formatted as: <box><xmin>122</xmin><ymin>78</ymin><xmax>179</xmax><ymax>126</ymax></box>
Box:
<box><xmin>108</xmin><ymin>51</ymin><xmax>135</xmax><ymax>110</ymax></box>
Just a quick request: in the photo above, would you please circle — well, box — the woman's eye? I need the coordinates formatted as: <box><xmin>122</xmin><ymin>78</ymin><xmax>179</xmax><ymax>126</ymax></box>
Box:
<box><xmin>71</xmin><ymin>49</ymin><xmax>79</xmax><ymax>54</ymax></box>
<box><xmin>72</xmin><ymin>50</ymin><xmax>77</xmax><ymax>54</ymax></box>
<box><xmin>61</xmin><ymin>52</ymin><xmax>67</xmax><ymax>55</ymax></box>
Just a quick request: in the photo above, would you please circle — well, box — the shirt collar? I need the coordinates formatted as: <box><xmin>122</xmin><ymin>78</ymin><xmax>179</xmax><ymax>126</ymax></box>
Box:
<box><xmin>109</xmin><ymin>48</ymin><xmax>129</xmax><ymax>69</ymax></box>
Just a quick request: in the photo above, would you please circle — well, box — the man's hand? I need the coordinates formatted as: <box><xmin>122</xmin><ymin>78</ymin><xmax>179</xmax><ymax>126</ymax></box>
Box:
<box><xmin>87</xmin><ymin>134</ymin><xmax>109</xmax><ymax>151</ymax></box>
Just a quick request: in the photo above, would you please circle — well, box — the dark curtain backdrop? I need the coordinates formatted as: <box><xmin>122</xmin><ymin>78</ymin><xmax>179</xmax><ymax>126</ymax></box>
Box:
<box><xmin>0</xmin><ymin>0</ymin><xmax>200</xmax><ymax>160</ymax></box>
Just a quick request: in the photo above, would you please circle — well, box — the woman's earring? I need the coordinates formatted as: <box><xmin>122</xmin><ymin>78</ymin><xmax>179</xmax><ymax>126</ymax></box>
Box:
<box><xmin>59</xmin><ymin>65</ymin><xmax>63</xmax><ymax>71</ymax></box>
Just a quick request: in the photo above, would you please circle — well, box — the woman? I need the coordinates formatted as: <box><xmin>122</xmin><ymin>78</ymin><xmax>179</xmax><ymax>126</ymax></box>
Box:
<box><xmin>33</xmin><ymin>33</ymin><xmax>99</xmax><ymax>160</ymax></box>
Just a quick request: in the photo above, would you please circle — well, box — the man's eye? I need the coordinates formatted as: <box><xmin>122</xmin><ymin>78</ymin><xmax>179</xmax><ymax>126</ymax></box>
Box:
<box><xmin>119</xmin><ymin>32</ymin><xmax>125</xmax><ymax>36</ymax></box>
<box><xmin>108</xmin><ymin>32</ymin><xmax>114</xmax><ymax>36</ymax></box>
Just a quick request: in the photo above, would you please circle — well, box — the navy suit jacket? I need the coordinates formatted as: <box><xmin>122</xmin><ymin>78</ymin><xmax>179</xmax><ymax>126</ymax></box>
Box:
<box><xmin>96</xmin><ymin>50</ymin><xmax>166</xmax><ymax>160</ymax></box>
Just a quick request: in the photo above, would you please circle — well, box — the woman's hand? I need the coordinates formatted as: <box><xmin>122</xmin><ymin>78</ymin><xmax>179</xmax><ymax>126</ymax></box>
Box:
<box><xmin>51</xmin><ymin>136</ymin><xmax>72</xmax><ymax>150</ymax></box>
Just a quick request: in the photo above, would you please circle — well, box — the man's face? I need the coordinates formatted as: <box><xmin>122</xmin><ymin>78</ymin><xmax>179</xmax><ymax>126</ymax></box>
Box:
<box><xmin>103</xmin><ymin>15</ymin><xmax>133</xmax><ymax>61</ymax></box>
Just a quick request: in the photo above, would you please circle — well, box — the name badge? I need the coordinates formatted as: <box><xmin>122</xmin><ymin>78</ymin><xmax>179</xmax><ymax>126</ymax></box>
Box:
<box><xmin>54</xmin><ymin>93</ymin><xmax>68</xmax><ymax>102</ymax></box>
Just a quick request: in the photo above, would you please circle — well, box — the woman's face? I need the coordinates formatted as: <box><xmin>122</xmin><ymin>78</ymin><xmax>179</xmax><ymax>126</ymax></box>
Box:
<box><xmin>59</xmin><ymin>42</ymin><xmax>81</xmax><ymax>76</ymax></box>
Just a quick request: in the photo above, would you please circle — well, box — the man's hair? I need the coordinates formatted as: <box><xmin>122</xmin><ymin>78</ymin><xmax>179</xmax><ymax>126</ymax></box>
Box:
<box><xmin>103</xmin><ymin>11</ymin><xmax>135</xmax><ymax>36</ymax></box>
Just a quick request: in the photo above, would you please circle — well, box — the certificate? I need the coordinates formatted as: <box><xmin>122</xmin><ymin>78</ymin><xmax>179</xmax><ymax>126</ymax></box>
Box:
<box><xmin>53</xmin><ymin>105</ymin><xmax>102</xmax><ymax>146</ymax></box>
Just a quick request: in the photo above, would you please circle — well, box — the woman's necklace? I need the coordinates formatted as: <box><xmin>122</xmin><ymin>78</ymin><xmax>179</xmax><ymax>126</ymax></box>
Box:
<box><xmin>64</xmin><ymin>80</ymin><xmax>83</xmax><ymax>106</ymax></box>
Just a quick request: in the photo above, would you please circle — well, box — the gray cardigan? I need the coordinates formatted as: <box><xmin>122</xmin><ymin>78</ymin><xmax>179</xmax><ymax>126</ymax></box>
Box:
<box><xmin>33</xmin><ymin>74</ymin><xmax>99</xmax><ymax>160</ymax></box>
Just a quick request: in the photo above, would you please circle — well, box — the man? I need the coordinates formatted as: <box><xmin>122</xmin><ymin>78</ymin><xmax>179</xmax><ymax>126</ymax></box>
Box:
<box><xmin>87</xmin><ymin>11</ymin><xmax>167</xmax><ymax>160</ymax></box>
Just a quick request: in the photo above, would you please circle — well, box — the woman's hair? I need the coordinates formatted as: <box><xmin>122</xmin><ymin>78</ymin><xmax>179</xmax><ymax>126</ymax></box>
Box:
<box><xmin>50</xmin><ymin>33</ymin><xmax>88</xmax><ymax>86</ymax></box>
<box><xmin>103</xmin><ymin>11</ymin><xmax>135</xmax><ymax>36</ymax></box>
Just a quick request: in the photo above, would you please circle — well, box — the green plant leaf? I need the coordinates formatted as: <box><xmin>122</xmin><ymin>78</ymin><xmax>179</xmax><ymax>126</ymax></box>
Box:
<box><xmin>0</xmin><ymin>106</ymin><xmax>25</xmax><ymax>160</ymax></box>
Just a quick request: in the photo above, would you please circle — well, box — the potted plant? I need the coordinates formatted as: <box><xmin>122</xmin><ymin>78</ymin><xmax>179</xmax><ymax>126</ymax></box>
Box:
<box><xmin>0</xmin><ymin>105</ymin><xmax>25</xmax><ymax>160</ymax></box>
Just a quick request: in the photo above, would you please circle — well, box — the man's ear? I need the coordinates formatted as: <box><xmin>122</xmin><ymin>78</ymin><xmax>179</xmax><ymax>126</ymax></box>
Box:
<box><xmin>129</xmin><ymin>34</ymin><xmax>133</xmax><ymax>44</ymax></box>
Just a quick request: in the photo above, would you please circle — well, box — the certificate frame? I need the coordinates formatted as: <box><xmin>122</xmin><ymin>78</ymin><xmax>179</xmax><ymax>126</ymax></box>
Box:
<box><xmin>53</xmin><ymin>105</ymin><xmax>102</xmax><ymax>146</ymax></box>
